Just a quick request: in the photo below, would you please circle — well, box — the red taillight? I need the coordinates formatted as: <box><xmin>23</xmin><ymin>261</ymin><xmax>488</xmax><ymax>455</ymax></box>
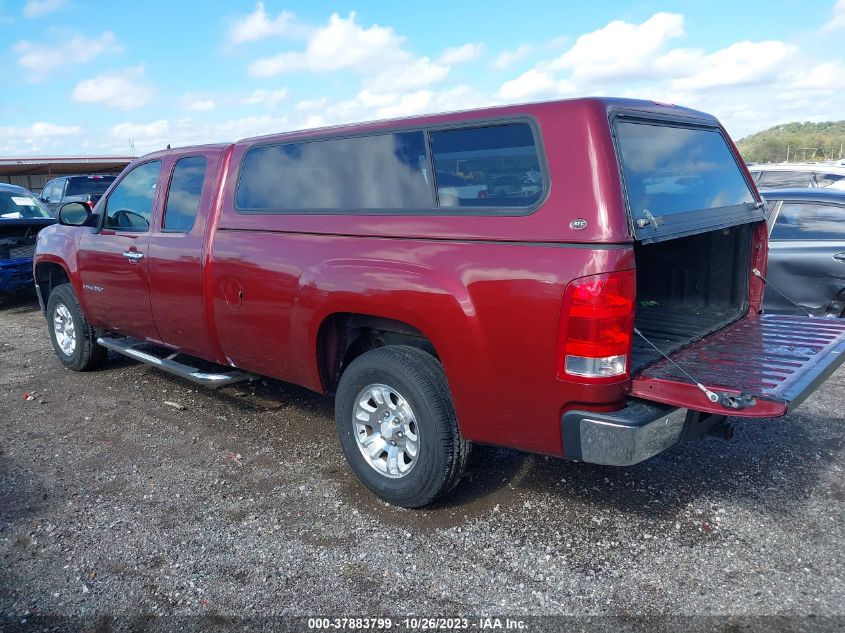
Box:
<box><xmin>477</xmin><ymin>189</ymin><xmax>488</xmax><ymax>199</ymax></box>
<box><xmin>556</xmin><ymin>270</ymin><xmax>636</xmax><ymax>381</ymax></box>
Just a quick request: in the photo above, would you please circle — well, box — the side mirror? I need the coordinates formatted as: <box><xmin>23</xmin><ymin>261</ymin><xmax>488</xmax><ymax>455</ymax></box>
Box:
<box><xmin>57</xmin><ymin>202</ymin><xmax>91</xmax><ymax>226</ymax></box>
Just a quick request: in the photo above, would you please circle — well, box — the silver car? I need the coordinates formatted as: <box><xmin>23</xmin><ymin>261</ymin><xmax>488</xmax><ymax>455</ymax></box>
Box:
<box><xmin>762</xmin><ymin>188</ymin><xmax>845</xmax><ymax>317</ymax></box>
<box><xmin>750</xmin><ymin>163</ymin><xmax>845</xmax><ymax>190</ymax></box>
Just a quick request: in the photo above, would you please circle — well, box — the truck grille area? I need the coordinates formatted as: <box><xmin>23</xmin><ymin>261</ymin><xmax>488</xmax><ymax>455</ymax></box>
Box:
<box><xmin>0</xmin><ymin>236</ymin><xmax>37</xmax><ymax>261</ymax></box>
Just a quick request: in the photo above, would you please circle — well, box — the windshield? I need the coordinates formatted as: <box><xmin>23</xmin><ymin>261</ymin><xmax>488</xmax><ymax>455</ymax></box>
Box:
<box><xmin>0</xmin><ymin>190</ymin><xmax>52</xmax><ymax>219</ymax></box>
<box><xmin>616</xmin><ymin>122</ymin><xmax>755</xmax><ymax>221</ymax></box>
<box><xmin>66</xmin><ymin>176</ymin><xmax>116</xmax><ymax>196</ymax></box>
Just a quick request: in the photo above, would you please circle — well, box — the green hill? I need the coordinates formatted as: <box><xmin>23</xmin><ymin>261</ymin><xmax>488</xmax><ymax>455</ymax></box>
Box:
<box><xmin>736</xmin><ymin>121</ymin><xmax>845</xmax><ymax>164</ymax></box>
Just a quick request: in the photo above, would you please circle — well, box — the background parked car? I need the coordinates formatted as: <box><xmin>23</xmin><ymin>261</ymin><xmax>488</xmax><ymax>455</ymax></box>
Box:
<box><xmin>40</xmin><ymin>175</ymin><xmax>117</xmax><ymax>214</ymax></box>
<box><xmin>0</xmin><ymin>184</ymin><xmax>55</xmax><ymax>295</ymax></box>
<box><xmin>761</xmin><ymin>188</ymin><xmax>845</xmax><ymax>317</ymax></box>
<box><xmin>749</xmin><ymin>163</ymin><xmax>845</xmax><ymax>190</ymax></box>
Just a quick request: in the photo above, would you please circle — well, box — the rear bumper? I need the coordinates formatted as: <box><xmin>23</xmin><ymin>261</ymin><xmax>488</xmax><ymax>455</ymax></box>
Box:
<box><xmin>562</xmin><ymin>400</ymin><xmax>689</xmax><ymax>466</ymax></box>
<box><xmin>0</xmin><ymin>258</ymin><xmax>34</xmax><ymax>293</ymax></box>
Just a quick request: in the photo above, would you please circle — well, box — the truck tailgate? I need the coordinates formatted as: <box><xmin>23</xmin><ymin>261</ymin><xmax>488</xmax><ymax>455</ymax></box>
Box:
<box><xmin>630</xmin><ymin>315</ymin><xmax>845</xmax><ymax>417</ymax></box>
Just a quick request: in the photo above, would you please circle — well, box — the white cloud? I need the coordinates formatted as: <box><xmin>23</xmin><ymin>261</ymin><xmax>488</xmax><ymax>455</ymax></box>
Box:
<box><xmin>439</xmin><ymin>43</ymin><xmax>483</xmax><ymax>65</ymax></box>
<box><xmin>7</xmin><ymin>9</ymin><xmax>845</xmax><ymax>155</ymax></box>
<box><xmin>22</xmin><ymin>0</ymin><xmax>64</xmax><ymax>18</ymax></box>
<box><xmin>490</xmin><ymin>12</ymin><xmax>845</xmax><ymax>138</ymax></box>
<box><xmin>242</xmin><ymin>88</ymin><xmax>288</xmax><ymax>108</ymax></box>
<box><xmin>498</xmin><ymin>68</ymin><xmax>575</xmax><ymax>101</ymax></box>
<box><xmin>14</xmin><ymin>31</ymin><xmax>121</xmax><ymax>75</ymax></box>
<box><xmin>288</xmin><ymin>84</ymin><xmax>489</xmax><ymax>130</ymax></box>
<box><xmin>295</xmin><ymin>97</ymin><xmax>329</xmax><ymax>111</ymax></box>
<box><xmin>822</xmin><ymin>0</ymin><xmax>845</xmax><ymax>32</ymax></box>
<box><xmin>789</xmin><ymin>60</ymin><xmax>845</xmax><ymax>90</ymax></box>
<box><xmin>109</xmin><ymin>115</ymin><xmax>293</xmax><ymax>154</ymax></box>
<box><xmin>246</xmin><ymin>11</ymin><xmax>453</xmax><ymax>120</ymax></box>
<box><xmin>0</xmin><ymin>122</ymin><xmax>81</xmax><ymax>137</ymax></box>
<box><xmin>496</xmin><ymin>13</ymin><xmax>688</xmax><ymax>100</ymax></box>
<box><xmin>248</xmin><ymin>12</ymin><xmax>406</xmax><ymax>76</ymax></box>
<box><xmin>226</xmin><ymin>2</ymin><xmax>307</xmax><ymax>44</ymax></box>
<box><xmin>0</xmin><ymin>121</ymin><xmax>83</xmax><ymax>153</ymax></box>
<box><xmin>492</xmin><ymin>44</ymin><xmax>532</xmax><ymax>70</ymax></box>
<box><xmin>548</xmin><ymin>12</ymin><xmax>685</xmax><ymax>82</ymax></box>
<box><xmin>182</xmin><ymin>94</ymin><xmax>216</xmax><ymax>112</ymax></box>
<box><xmin>364</xmin><ymin>57</ymin><xmax>449</xmax><ymax>93</ymax></box>
<box><xmin>112</xmin><ymin>120</ymin><xmax>170</xmax><ymax>140</ymax></box>
<box><xmin>671</xmin><ymin>40</ymin><xmax>795</xmax><ymax>90</ymax></box>
<box><xmin>373</xmin><ymin>85</ymin><xmax>487</xmax><ymax>120</ymax></box>
<box><xmin>73</xmin><ymin>65</ymin><xmax>154</xmax><ymax>110</ymax></box>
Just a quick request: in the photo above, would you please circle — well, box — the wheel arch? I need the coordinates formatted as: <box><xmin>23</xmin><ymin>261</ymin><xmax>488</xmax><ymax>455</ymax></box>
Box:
<box><xmin>316</xmin><ymin>312</ymin><xmax>442</xmax><ymax>395</ymax></box>
<box><xmin>34</xmin><ymin>259</ymin><xmax>72</xmax><ymax>315</ymax></box>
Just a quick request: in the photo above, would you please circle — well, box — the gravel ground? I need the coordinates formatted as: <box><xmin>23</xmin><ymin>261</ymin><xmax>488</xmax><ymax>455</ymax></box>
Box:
<box><xmin>1</xmin><ymin>292</ymin><xmax>844</xmax><ymax>626</ymax></box>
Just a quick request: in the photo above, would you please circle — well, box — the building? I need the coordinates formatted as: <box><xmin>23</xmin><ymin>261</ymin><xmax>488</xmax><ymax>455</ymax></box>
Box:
<box><xmin>0</xmin><ymin>156</ymin><xmax>133</xmax><ymax>194</ymax></box>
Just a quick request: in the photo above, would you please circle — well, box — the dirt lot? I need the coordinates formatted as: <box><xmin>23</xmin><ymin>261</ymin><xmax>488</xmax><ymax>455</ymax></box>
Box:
<box><xmin>1</xmin><ymin>292</ymin><xmax>844</xmax><ymax>625</ymax></box>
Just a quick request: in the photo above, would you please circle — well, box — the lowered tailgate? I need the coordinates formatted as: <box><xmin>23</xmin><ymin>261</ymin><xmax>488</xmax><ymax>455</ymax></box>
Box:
<box><xmin>630</xmin><ymin>315</ymin><xmax>845</xmax><ymax>417</ymax></box>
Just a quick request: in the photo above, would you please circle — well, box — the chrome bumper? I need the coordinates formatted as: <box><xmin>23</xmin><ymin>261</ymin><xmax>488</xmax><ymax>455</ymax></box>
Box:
<box><xmin>562</xmin><ymin>400</ymin><xmax>689</xmax><ymax>466</ymax></box>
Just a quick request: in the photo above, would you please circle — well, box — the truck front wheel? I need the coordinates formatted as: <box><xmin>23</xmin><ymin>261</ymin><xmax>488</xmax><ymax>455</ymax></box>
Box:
<box><xmin>334</xmin><ymin>345</ymin><xmax>470</xmax><ymax>508</ymax></box>
<box><xmin>46</xmin><ymin>284</ymin><xmax>107</xmax><ymax>372</ymax></box>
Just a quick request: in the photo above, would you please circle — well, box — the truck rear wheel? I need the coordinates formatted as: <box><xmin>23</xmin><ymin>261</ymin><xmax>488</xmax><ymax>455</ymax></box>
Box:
<box><xmin>334</xmin><ymin>345</ymin><xmax>470</xmax><ymax>508</ymax></box>
<box><xmin>46</xmin><ymin>284</ymin><xmax>107</xmax><ymax>372</ymax></box>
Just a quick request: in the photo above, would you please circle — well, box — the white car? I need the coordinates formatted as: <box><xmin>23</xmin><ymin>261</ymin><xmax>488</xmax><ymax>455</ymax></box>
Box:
<box><xmin>748</xmin><ymin>163</ymin><xmax>845</xmax><ymax>190</ymax></box>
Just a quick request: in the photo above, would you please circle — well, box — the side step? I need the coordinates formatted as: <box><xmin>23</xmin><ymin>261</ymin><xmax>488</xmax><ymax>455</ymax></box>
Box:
<box><xmin>97</xmin><ymin>336</ymin><xmax>254</xmax><ymax>388</ymax></box>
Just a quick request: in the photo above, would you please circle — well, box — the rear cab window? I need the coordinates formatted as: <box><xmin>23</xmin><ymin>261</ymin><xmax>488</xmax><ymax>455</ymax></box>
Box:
<box><xmin>430</xmin><ymin>123</ymin><xmax>543</xmax><ymax>208</ymax></box>
<box><xmin>234</xmin><ymin>121</ymin><xmax>545</xmax><ymax>215</ymax></box>
<box><xmin>66</xmin><ymin>176</ymin><xmax>116</xmax><ymax>196</ymax></box>
<box><xmin>163</xmin><ymin>156</ymin><xmax>207</xmax><ymax>231</ymax></box>
<box><xmin>614</xmin><ymin>117</ymin><xmax>760</xmax><ymax>242</ymax></box>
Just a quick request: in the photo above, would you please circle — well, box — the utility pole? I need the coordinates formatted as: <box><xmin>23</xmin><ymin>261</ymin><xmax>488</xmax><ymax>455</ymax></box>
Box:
<box><xmin>786</xmin><ymin>144</ymin><xmax>790</xmax><ymax>163</ymax></box>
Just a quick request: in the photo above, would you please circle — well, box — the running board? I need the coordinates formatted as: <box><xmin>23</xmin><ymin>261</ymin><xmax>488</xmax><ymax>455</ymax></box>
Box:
<box><xmin>97</xmin><ymin>336</ymin><xmax>254</xmax><ymax>388</ymax></box>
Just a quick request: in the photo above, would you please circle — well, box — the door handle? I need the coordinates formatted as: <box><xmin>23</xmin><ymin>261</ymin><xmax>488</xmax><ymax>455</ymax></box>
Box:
<box><xmin>123</xmin><ymin>250</ymin><xmax>144</xmax><ymax>262</ymax></box>
<box><xmin>834</xmin><ymin>252</ymin><xmax>845</xmax><ymax>263</ymax></box>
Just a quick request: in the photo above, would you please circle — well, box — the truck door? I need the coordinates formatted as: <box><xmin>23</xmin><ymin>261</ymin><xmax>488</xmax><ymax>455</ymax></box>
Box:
<box><xmin>147</xmin><ymin>153</ymin><xmax>221</xmax><ymax>361</ymax></box>
<box><xmin>77</xmin><ymin>160</ymin><xmax>163</xmax><ymax>342</ymax></box>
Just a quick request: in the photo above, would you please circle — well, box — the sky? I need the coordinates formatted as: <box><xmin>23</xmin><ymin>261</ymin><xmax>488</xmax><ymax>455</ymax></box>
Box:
<box><xmin>1</xmin><ymin>0</ymin><xmax>844</xmax><ymax>156</ymax></box>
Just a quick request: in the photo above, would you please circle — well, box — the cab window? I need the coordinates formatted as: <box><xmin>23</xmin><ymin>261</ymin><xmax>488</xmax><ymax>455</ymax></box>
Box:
<box><xmin>163</xmin><ymin>156</ymin><xmax>207</xmax><ymax>231</ymax></box>
<box><xmin>429</xmin><ymin>123</ymin><xmax>544</xmax><ymax>208</ymax></box>
<box><xmin>104</xmin><ymin>161</ymin><xmax>162</xmax><ymax>231</ymax></box>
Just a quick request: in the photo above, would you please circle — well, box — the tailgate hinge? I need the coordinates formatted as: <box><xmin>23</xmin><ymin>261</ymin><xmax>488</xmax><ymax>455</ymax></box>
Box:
<box><xmin>717</xmin><ymin>392</ymin><xmax>756</xmax><ymax>410</ymax></box>
<box><xmin>635</xmin><ymin>209</ymin><xmax>663</xmax><ymax>230</ymax></box>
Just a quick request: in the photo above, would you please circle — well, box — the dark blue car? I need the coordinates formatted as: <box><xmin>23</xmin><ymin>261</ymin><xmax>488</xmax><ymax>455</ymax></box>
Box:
<box><xmin>0</xmin><ymin>183</ymin><xmax>55</xmax><ymax>295</ymax></box>
<box><xmin>761</xmin><ymin>188</ymin><xmax>845</xmax><ymax>317</ymax></box>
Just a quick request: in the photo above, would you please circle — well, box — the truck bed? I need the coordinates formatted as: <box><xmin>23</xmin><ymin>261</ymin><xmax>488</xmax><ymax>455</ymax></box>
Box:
<box><xmin>632</xmin><ymin>305</ymin><xmax>741</xmax><ymax>371</ymax></box>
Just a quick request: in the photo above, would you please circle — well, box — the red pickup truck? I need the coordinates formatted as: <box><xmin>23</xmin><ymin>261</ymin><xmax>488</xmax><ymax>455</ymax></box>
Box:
<box><xmin>34</xmin><ymin>98</ymin><xmax>845</xmax><ymax>507</ymax></box>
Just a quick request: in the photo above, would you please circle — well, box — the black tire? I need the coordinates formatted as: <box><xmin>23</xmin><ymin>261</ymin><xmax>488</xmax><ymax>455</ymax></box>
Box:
<box><xmin>335</xmin><ymin>345</ymin><xmax>471</xmax><ymax>508</ymax></box>
<box><xmin>46</xmin><ymin>283</ymin><xmax>107</xmax><ymax>371</ymax></box>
